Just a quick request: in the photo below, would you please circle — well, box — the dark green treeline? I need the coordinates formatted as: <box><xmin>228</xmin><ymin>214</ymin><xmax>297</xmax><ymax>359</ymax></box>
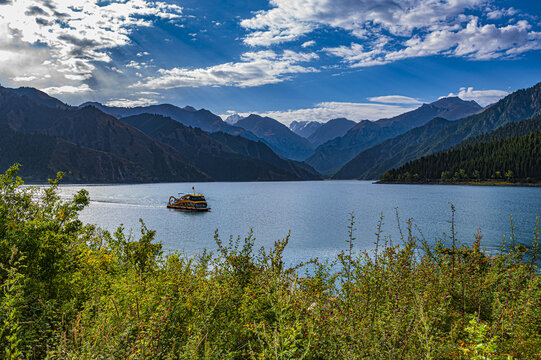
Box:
<box><xmin>382</xmin><ymin>127</ymin><xmax>541</xmax><ymax>183</ymax></box>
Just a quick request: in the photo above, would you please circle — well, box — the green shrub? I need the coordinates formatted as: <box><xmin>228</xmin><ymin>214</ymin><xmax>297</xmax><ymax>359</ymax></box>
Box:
<box><xmin>0</xmin><ymin>164</ymin><xmax>540</xmax><ymax>359</ymax></box>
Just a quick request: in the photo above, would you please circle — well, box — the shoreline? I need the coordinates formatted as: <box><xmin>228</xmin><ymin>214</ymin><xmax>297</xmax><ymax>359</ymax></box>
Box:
<box><xmin>376</xmin><ymin>180</ymin><xmax>541</xmax><ymax>187</ymax></box>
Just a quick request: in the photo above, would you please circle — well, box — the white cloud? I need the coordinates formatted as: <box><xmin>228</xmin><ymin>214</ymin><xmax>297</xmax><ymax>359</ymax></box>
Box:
<box><xmin>42</xmin><ymin>84</ymin><xmax>93</xmax><ymax>95</ymax></box>
<box><xmin>486</xmin><ymin>7</ymin><xmax>518</xmax><ymax>20</ymax></box>
<box><xmin>12</xmin><ymin>75</ymin><xmax>37</xmax><ymax>82</ymax></box>
<box><xmin>324</xmin><ymin>42</ymin><xmax>390</xmax><ymax>67</ymax></box>
<box><xmin>125</xmin><ymin>61</ymin><xmax>152</xmax><ymax>70</ymax></box>
<box><xmin>224</xmin><ymin>101</ymin><xmax>420</xmax><ymax>125</ymax></box>
<box><xmin>241</xmin><ymin>0</ymin><xmax>488</xmax><ymax>46</ymax></box>
<box><xmin>242</xmin><ymin>0</ymin><xmax>540</xmax><ymax>67</ymax></box>
<box><xmin>301</xmin><ymin>40</ymin><xmax>316</xmax><ymax>48</ymax></box>
<box><xmin>137</xmin><ymin>91</ymin><xmax>160</xmax><ymax>96</ymax></box>
<box><xmin>64</xmin><ymin>74</ymin><xmax>92</xmax><ymax>81</ymax></box>
<box><xmin>105</xmin><ymin>98</ymin><xmax>158</xmax><ymax>107</ymax></box>
<box><xmin>324</xmin><ymin>18</ymin><xmax>541</xmax><ymax>67</ymax></box>
<box><xmin>368</xmin><ymin>95</ymin><xmax>422</xmax><ymax>104</ymax></box>
<box><xmin>126</xmin><ymin>61</ymin><xmax>143</xmax><ymax>69</ymax></box>
<box><xmin>0</xmin><ymin>0</ymin><xmax>183</xmax><ymax>91</ymax></box>
<box><xmin>133</xmin><ymin>50</ymin><xmax>319</xmax><ymax>89</ymax></box>
<box><xmin>393</xmin><ymin>19</ymin><xmax>540</xmax><ymax>60</ymax></box>
<box><xmin>443</xmin><ymin>87</ymin><xmax>508</xmax><ymax>106</ymax></box>
<box><xmin>110</xmin><ymin>67</ymin><xmax>123</xmax><ymax>74</ymax></box>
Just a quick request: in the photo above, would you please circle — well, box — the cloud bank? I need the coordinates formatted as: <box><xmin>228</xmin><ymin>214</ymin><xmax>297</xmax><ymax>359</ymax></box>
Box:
<box><xmin>242</xmin><ymin>0</ymin><xmax>541</xmax><ymax>67</ymax></box>
<box><xmin>224</xmin><ymin>101</ymin><xmax>420</xmax><ymax>125</ymax></box>
<box><xmin>133</xmin><ymin>50</ymin><xmax>318</xmax><ymax>89</ymax></box>
<box><xmin>0</xmin><ymin>0</ymin><xmax>183</xmax><ymax>93</ymax></box>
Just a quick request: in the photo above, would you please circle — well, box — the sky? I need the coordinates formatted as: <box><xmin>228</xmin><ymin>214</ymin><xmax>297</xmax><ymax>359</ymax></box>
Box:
<box><xmin>0</xmin><ymin>0</ymin><xmax>540</xmax><ymax>124</ymax></box>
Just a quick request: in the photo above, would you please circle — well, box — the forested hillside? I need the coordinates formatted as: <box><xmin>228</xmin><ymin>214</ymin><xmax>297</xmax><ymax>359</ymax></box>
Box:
<box><xmin>335</xmin><ymin>82</ymin><xmax>541</xmax><ymax>180</ymax></box>
<box><xmin>381</xmin><ymin>128</ymin><xmax>541</xmax><ymax>183</ymax></box>
<box><xmin>457</xmin><ymin>113</ymin><xmax>541</xmax><ymax>149</ymax></box>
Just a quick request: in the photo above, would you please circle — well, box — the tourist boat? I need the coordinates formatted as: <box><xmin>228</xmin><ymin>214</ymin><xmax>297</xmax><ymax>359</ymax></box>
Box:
<box><xmin>167</xmin><ymin>187</ymin><xmax>210</xmax><ymax>212</ymax></box>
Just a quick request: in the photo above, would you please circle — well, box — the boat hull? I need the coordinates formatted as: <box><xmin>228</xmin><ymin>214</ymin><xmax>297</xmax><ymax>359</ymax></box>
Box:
<box><xmin>167</xmin><ymin>205</ymin><xmax>211</xmax><ymax>212</ymax></box>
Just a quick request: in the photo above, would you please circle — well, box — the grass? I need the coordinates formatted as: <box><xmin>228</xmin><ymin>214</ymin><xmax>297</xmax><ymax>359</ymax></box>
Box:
<box><xmin>1</xmin><ymin>164</ymin><xmax>541</xmax><ymax>359</ymax></box>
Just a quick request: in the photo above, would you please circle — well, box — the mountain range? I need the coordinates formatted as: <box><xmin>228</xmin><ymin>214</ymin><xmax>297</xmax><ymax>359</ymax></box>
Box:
<box><xmin>306</xmin><ymin>97</ymin><xmax>482</xmax><ymax>175</ymax></box>
<box><xmin>79</xmin><ymin>102</ymin><xmax>258</xmax><ymax>140</ymax></box>
<box><xmin>2</xmin><ymin>81</ymin><xmax>540</xmax><ymax>184</ymax></box>
<box><xmin>0</xmin><ymin>86</ymin><xmax>319</xmax><ymax>182</ymax></box>
<box><xmin>380</xmin><ymin>113</ymin><xmax>541</xmax><ymax>182</ymax></box>
<box><xmin>334</xmin><ymin>82</ymin><xmax>541</xmax><ymax>179</ymax></box>
<box><xmin>234</xmin><ymin>114</ymin><xmax>315</xmax><ymax>161</ymax></box>
<box><xmin>289</xmin><ymin>121</ymin><xmax>323</xmax><ymax>138</ymax></box>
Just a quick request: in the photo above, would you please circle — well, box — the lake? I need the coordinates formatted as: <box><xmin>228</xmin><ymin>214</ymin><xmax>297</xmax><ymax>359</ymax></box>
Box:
<box><xmin>57</xmin><ymin>181</ymin><xmax>541</xmax><ymax>265</ymax></box>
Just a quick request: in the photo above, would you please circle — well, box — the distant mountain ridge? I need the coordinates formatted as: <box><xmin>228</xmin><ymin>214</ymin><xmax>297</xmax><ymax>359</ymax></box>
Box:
<box><xmin>10</xmin><ymin>87</ymin><xmax>73</xmax><ymax>110</ymax></box>
<box><xmin>120</xmin><ymin>113</ymin><xmax>320</xmax><ymax>181</ymax></box>
<box><xmin>334</xmin><ymin>82</ymin><xmax>541</xmax><ymax>179</ymax></box>
<box><xmin>235</xmin><ymin>114</ymin><xmax>315</xmax><ymax>161</ymax></box>
<box><xmin>225</xmin><ymin>114</ymin><xmax>243</xmax><ymax>125</ymax></box>
<box><xmin>306</xmin><ymin>97</ymin><xmax>482</xmax><ymax>175</ymax></box>
<box><xmin>79</xmin><ymin>102</ymin><xmax>259</xmax><ymax>141</ymax></box>
<box><xmin>0</xmin><ymin>87</ymin><xmax>209</xmax><ymax>182</ymax></box>
<box><xmin>289</xmin><ymin>121</ymin><xmax>323</xmax><ymax>138</ymax></box>
<box><xmin>377</xmin><ymin>97</ymin><xmax>482</xmax><ymax>130</ymax></box>
<box><xmin>307</xmin><ymin>118</ymin><xmax>357</xmax><ymax>147</ymax></box>
<box><xmin>0</xmin><ymin>86</ymin><xmax>321</xmax><ymax>182</ymax></box>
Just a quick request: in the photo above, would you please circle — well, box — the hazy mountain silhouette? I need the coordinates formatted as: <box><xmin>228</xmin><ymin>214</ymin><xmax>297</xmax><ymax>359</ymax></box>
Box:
<box><xmin>235</xmin><ymin>114</ymin><xmax>315</xmax><ymax>161</ymax></box>
<box><xmin>289</xmin><ymin>120</ymin><xmax>323</xmax><ymax>138</ymax></box>
<box><xmin>306</xmin><ymin>97</ymin><xmax>482</xmax><ymax>175</ymax></box>
<box><xmin>307</xmin><ymin>118</ymin><xmax>357</xmax><ymax>147</ymax></box>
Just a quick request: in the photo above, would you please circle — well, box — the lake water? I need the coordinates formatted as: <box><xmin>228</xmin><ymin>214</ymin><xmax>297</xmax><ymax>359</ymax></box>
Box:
<box><xmin>57</xmin><ymin>181</ymin><xmax>541</xmax><ymax>265</ymax></box>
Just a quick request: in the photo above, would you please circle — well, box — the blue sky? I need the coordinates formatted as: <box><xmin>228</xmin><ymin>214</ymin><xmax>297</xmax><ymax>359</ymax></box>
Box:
<box><xmin>0</xmin><ymin>0</ymin><xmax>540</xmax><ymax>124</ymax></box>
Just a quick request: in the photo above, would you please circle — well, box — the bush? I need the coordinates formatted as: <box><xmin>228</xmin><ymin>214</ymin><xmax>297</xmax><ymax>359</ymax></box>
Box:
<box><xmin>1</xmin><ymin>164</ymin><xmax>541</xmax><ymax>359</ymax></box>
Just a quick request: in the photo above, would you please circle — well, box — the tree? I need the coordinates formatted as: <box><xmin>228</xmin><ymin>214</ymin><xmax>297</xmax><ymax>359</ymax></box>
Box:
<box><xmin>505</xmin><ymin>170</ymin><xmax>514</xmax><ymax>182</ymax></box>
<box><xmin>441</xmin><ymin>171</ymin><xmax>450</xmax><ymax>181</ymax></box>
<box><xmin>380</xmin><ymin>171</ymin><xmax>392</xmax><ymax>181</ymax></box>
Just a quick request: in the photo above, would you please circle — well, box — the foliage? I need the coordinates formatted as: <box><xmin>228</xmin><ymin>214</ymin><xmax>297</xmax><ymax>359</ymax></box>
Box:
<box><xmin>1</xmin><ymin>164</ymin><xmax>541</xmax><ymax>359</ymax></box>
<box><xmin>382</xmin><ymin>130</ymin><xmax>541</xmax><ymax>183</ymax></box>
<box><xmin>457</xmin><ymin>113</ymin><xmax>541</xmax><ymax>150</ymax></box>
